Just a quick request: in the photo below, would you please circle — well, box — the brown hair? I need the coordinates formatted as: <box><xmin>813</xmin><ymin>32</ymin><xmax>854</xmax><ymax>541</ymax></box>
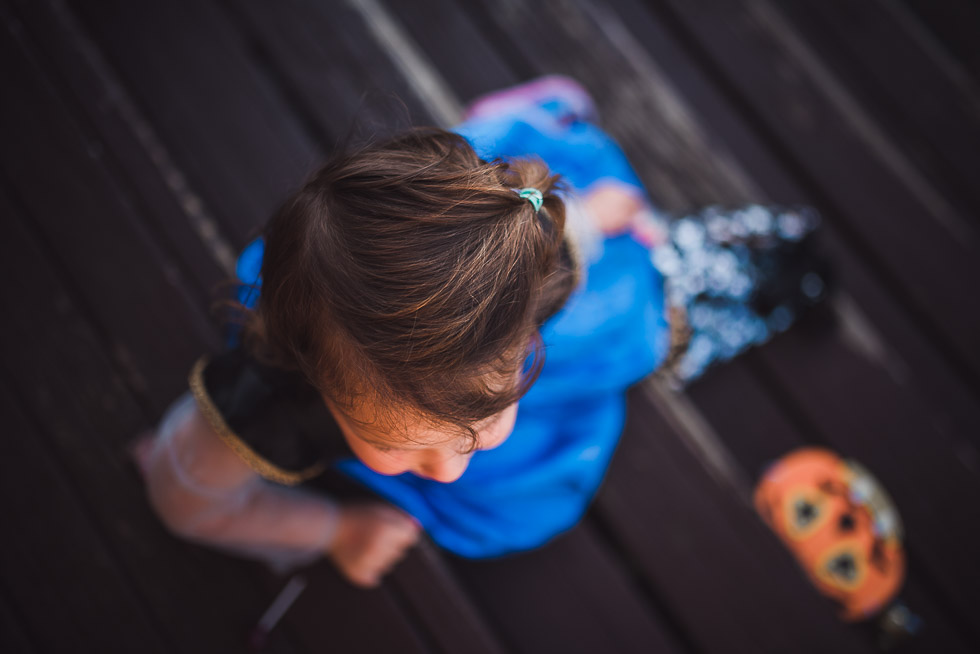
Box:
<box><xmin>243</xmin><ymin>127</ymin><xmax>578</xmax><ymax>447</ymax></box>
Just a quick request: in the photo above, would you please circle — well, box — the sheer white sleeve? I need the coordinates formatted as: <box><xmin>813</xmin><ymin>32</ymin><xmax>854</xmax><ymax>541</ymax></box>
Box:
<box><xmin>136</xmin><ymin>392</ymin><xmax>340</xmax><ymax>574</ymax></box>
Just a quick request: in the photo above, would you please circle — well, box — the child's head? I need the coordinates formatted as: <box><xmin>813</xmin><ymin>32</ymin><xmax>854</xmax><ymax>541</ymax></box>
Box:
<box><xmin>247</xmin><ymin>128</ymin><xmax>578</xmax><ymax>480</ymax></box>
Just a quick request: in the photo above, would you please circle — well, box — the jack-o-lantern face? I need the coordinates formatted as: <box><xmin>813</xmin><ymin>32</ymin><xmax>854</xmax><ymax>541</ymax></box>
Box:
<box><xmin>754</xmin><ymin>448</ymin><xmax>905</xmax><ymax>621</ymax></box>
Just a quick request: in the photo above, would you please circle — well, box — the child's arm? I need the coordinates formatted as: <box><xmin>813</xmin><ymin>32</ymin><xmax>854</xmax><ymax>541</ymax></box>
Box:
<box><xmin>138</xmin><ymin>394</ymin><xmax>420</xmax><ymax>585</ymax></box>
<box><xmin>140</xmin><ymin>393</ymin><xmax>338</xmax><ymax>554</ymax></box>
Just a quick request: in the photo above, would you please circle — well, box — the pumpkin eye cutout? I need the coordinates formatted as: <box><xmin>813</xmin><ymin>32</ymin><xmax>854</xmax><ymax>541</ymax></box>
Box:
<box><xmin>816</xmin><ymin>544</ymin><xmax>867</xmax><ymax>592</ymax></box>
<box><xmin>828</xmin><ymin>552</ymin><xmax>858</xmax><ymax>582</ymax></box>
<box><xmin>794</xmin><ymin>498</ymin><xmax>819</xmax><ymax>529</ymax></box>
<box><xmin>784</xmin><ymin>488</ymin><xmax>831</xmax><ymax>540</ymax></box>
<box><xmin>838</xmin><ymin>513</ymin><xmax>856</xmax><ymax>532</ymax></box>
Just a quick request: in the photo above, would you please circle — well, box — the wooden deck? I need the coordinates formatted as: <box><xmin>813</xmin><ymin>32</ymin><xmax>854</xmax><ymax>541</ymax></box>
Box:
<box><xmin>2</xmin><ymin>0</ymin><xmax>979</xmax><ymax>652</ymax></box>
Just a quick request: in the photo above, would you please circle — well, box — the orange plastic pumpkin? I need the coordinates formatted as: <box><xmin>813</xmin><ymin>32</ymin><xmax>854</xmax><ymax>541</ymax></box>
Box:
<box><xmin>754</xmin><ymin>447</ymin><xmax>905</xmax><ymax>621</ymax></box>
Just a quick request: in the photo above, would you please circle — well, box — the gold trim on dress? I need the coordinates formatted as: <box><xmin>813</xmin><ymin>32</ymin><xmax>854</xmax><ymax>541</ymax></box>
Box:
<box><xmin>188</xmin><ymin>357</ymin><xmax>325</xmax><ymax>486</ymax></box>
<box><xmin>655</xmin><ymin>305</ymin><xmax>693</xmax><ymax>388</ymax></box>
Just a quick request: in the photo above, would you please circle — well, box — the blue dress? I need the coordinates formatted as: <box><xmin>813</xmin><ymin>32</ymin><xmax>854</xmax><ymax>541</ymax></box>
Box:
<box><xmin>236</xmin><ymin>100</ymin><xmax>672</xmax><ymax>558</ymax></box>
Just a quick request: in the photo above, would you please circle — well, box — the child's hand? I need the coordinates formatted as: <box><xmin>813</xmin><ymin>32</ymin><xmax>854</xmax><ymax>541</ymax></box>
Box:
<box><xmin>326</xmin><ymin>502</ymin><xmax>422</xmax><ymax>588</ymax></box>
<box><xmin>583</xmin><ymin>181</ymin><xmax>667</xmax><ymax>247</ymax></box>
<box><xmin>584</xmin><ymin>182</ymin><xmax>645</xmax><ymax>235</ymax></box>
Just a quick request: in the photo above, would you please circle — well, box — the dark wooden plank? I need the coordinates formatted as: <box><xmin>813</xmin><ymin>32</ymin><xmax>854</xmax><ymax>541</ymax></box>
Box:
<box><xmin>389</xmin><ymin>542</ymin><xmax>508</xmax><ymax>654</ymax></box>
<box><xmin>380</xmin><ymin>0</ymin><xmax>518</xmax><ymax>103</ymax></box>
<box><xmin>462</xmin><ymin>0</ymin><xmax>759</xmax><ymax>213</ymax></box>
<box><xmin>10</xmin><ymin>0</ymin><xmax>234</xmax><ymax>296</ymax></box>
<box><xmin>686</xmin><ymin>358</ymin><xmax>976</xmax><ymax>654</ymax></box>
<box><xmin>0</xmin><ymin>586</ymin><xmax>36</xmax><ymax>654</ymax></box>
<box><xmin>594</xmin><ymin>388</ymin><xmax>873</xmax><ymax>654</ymax></box>
<box><xmin>0</xmin><ymin>188</ymin><xmax>300</xmax><ymax>653</ymax></box>
<box><xmin>66</xmin><ymin>0</ymin><xmax>319</xmax><ymax>246</ymax></box>
<box><xmin>777</xmin><ymin>0</ymin><xmax>980</xmax><ymax>228</ymax></box>
<box><xmin>448</xmin><ymin>525</ymin><xmax>685</xmax><ymax>654</ymax></box>
<box><xmin>254</xmin><ymin>562</ymin><xmax>432</xmax><ymax>654</ymax></box>
<box><xmin>224</xmin><ymin>0</ymin><xmax>435</xmax><ymax>142</ymax></box>
<box><xmin>0</xmin><ymin>11</ymin><xmax>221</xmax><ymax>415</ymax></box>
<box><xmin>900</xmin><ymin>0</ymin><xmax>980</xmax><ymax>88</ymax></box>
<box><xmin>0</xmin><ymin>380</ymin><xmax>169</xmax><ymax>654</ymax></box>
<box><xmin>654</xmin><ymin>0</ymin><xmax>980</xmax><ymax>379</ymax></box>
<box><xmin>303</xmin><ymin>465</ymin><xmax>507</xmax><ymax>654</ymax></box>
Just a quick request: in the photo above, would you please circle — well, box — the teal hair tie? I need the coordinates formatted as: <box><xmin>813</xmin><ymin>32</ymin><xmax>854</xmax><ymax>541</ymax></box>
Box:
<box><xmin>517</xmin><ymin>187</ymin><xmax>544</xmax><ymax>212</ymax></box>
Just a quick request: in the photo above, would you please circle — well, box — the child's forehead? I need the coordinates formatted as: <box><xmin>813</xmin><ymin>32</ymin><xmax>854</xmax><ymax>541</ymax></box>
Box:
<box><xmin>356</xmin><ymin>420</ymin><xmax>465</xmax><ymax>449</ymax></box>
<box><xmin>328</xmin><ymin>365</ymin><xmax>522</xmax><ymax>445</ymax></box>
<box><xmin>334</xmin><ymin>397</ymin><xmax>468</xmax><ymax>447</ymax></box>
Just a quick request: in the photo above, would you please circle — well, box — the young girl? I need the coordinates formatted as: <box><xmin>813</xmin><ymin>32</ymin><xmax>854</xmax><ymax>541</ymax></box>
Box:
<box><xmin>136</xmin><ymin>77</ymin><xmax>827</xmax><ymax>588</ymax></box>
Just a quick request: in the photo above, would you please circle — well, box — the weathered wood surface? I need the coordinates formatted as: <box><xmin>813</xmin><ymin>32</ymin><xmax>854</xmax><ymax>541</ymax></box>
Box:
<box><xmin>2</xmin><ymin>0</ymin><xmax>978</xmax><ymax>652</ymax></box>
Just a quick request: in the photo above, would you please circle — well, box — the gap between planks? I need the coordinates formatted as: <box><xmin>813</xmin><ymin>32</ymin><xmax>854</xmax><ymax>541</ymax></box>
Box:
<box><xmin>43</xmin><ymin>0</ymin><xmax>238</xmax><ymax>276</ymax></box>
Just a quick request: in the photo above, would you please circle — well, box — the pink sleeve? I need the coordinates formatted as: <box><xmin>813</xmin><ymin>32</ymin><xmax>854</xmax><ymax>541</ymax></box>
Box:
<box><xmin>137</xmin><ymin>392</ymin><xmax>340</xmax><ymax>573</ymax></box>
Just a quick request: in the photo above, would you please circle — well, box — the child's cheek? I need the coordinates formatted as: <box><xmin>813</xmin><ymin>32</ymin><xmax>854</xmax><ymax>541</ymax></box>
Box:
<box><xmin>479</xmin><ymin>402</ymin><xmax>519</xmax><ymax>451</ymax></box>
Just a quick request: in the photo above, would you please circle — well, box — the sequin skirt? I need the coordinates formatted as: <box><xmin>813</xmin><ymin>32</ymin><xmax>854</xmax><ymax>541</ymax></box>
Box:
<box><xmin>652</xmin><ymin>204</ymin><xmax>832</xmax><ymax>385</ymax></box>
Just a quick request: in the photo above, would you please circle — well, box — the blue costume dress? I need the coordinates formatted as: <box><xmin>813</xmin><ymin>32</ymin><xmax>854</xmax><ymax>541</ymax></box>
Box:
<box><xmin>234</xmin><ymin>98</ymin><xmax>672</xmax><ymax>559</ymax></box>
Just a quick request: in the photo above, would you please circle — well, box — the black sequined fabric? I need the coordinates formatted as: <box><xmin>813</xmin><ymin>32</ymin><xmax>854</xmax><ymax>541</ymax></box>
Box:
<box><xmin>652</xmin><ymin>205</ymin><xmax>832</xmax><ymax>384</ymax></box>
